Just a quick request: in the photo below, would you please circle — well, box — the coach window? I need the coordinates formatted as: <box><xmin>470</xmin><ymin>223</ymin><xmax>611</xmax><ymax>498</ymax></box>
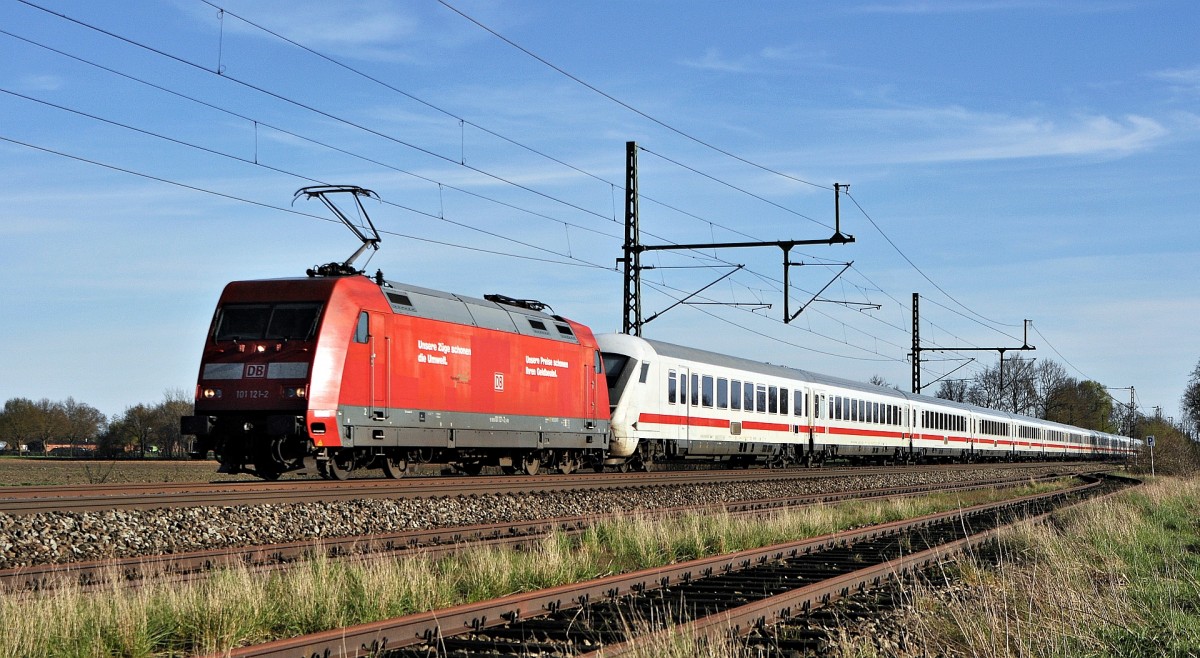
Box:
<box><xmin>744</xmin><ymin>381</ymin><xmax>756</xmax><ymax>411</ymax></box>
<box><xmin>354</xmin><ymin>311</ymin><xmax>369</xmax><ymax>343</ymax></box>
<box><xmin>780</xmin><ymin>388</ymin><xmax>789</xmax><ymax>415</ymax></box>
<box><xmin>679</xmin><ymin>372</ymin><xmax>688</xmax><ymax>405</ymax></box>
<box><xmin>717</xmin><ymin>378</ymin><xmax>729</xmax><ymax>409</ymax></box>
<box><xmin>638</xmin><ymin>362</ymin><xmax>650</xmax><ymax>383</ymax></box>
<box><xmin>702</xmin><ymin>375</ymin><xmax>714</xmax><ymax>407</ymax></box>
<box><xmin>667</xmin><ymin>370</ymin><xmax>677</xmax><ymax>404</ymax></box>
<box><xmin>691</xmin><ymin>373</ymin><xmax>700</xmax><ymax>406</ymax></box>
<box><xmin>756</xmin><ymin>385</ymin><xmax>767</xmax><ymax>413</ymax></box>
<box><xmin>768</xmin><ymin>386</ymin><xmax>779</xmax><ymax>414</ymax></box>
<box><xmin>731</xmin><ymin>380</ymin><xmax>742</xmax><ymax>410</ymax></box>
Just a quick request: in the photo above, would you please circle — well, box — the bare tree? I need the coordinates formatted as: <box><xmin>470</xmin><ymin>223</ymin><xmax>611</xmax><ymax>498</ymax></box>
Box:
<box><xmin>934</xmin><ymin>380</ymin><xmax>968</xmax><ymax>403</ymax></box>
<box><xmin>1182</xmin><ymin>359</ymin><xmax>1200</xmax><ymax>440</ymax></box>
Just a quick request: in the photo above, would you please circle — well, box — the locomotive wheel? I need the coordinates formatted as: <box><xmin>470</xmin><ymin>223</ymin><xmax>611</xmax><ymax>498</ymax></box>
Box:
<box><xmin>322</xmin><ymin>451</ymin><xmax>355</xmax><ymax>480</ymax></box>
<box><xmin>381</xmin><ymin>454</ymin><xmax>408</xmax><ymax>479</ymax></box>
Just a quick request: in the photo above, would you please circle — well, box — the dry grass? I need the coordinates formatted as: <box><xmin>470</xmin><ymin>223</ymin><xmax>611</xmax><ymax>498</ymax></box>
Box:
<box><xmin>897</xmin><ymin>476</ymin><xmax>1200</xmax><ymax>657</ymax></box>
<box><xmin>0</xmin><ymin>479</ymin><xmax>1072</xmax><ymax>657</ymax></box>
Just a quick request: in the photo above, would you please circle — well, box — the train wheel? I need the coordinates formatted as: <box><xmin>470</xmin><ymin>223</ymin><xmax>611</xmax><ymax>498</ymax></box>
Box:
<box><xmin>522</xmin><ymin>454</ymin><xmax>541</xmax><ymax>476</ymax></box>
<box><xmin>557</xmin><ymin>452</ymin><xmax>579</xmax><ymax>475</ymax></box>
<box><xmin>381</xmin><ymin>454</ymin><xmax>408</xmax><ymax>479</ymax></box>
<box><xmin>322</xmin><ymin>452</ymin><xmax>354</xmax><ymax>480</ymax></box>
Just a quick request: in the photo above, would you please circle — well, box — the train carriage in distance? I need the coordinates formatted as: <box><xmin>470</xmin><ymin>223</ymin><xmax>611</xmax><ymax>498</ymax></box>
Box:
<box><xmin>597</xmin><ymin>333</ymin><xmax>1136</xmax><ymax>469</ymax></box>
<box><xmin>182</xmin><ymin>274</ymin><xmax>610</xmax><ymax>479</ymax></box>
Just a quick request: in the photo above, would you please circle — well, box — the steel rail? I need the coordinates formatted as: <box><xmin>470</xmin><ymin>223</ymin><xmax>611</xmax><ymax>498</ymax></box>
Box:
<box><xmin>0</xmin><ymin>473</ymin><xmax>1077</xmax><ymax>594</ymax></box>
<box><xmin>0</xmin><ymin>461</ymin><xmax>1093</xmax><ymax>515</ymax></box>
<box><xmin>585</xmin><ymin>473</ymin><xmax>1139</xmax><ymax>657</ymax></box>
<box><xmin>205</xmin><ymin>473</ymin><xmax>1126</xmax><ymax>658</ymax></box>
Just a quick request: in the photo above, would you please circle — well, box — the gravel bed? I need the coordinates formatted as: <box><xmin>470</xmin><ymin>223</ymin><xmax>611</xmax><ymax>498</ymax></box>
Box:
<box><xmin>0</xmin><ymin>466</ymin><xmax>1078</xmax><ymax>570</ymax></box>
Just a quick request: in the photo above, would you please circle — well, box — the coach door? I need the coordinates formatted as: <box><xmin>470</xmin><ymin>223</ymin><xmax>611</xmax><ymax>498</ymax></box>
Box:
<box><xmin>810</xmin><ymin>391</ymin><xmax>826</xmax><ymax>449</ymax></box>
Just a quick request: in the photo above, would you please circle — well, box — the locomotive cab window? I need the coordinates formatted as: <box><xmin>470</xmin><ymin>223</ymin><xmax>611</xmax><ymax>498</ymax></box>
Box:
<box><xmin>354</xmin><ymin>311</ymin><xmax>369</xmax><ymax>344</ymax></box>
<box><xmin>214</xmin><ymin>302</ymin><xmax>323</xmax><ymax>342</ymax></box>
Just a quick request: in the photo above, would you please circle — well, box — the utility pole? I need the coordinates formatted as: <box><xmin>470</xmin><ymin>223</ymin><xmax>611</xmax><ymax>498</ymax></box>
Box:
<box><xmin>619</xmin><ymin>141</ymin><xmax>855</xmax><ymax>335</ymax></box>
<box><xmin>910</xmin><ymin>292</ymin><xmax>1035</xmax><ymax>400</ymax></box>
<box><xmin>621</xmin><ymin>142</ymin><xmax>642</xmax><ymax>335</ymax></box>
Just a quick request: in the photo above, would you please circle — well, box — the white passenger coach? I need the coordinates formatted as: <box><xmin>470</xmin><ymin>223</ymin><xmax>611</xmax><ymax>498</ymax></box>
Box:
<box><xmin>597</xmin><ymin>334</ymin><xmax>1137</xmax><ymax>469</ymax></box>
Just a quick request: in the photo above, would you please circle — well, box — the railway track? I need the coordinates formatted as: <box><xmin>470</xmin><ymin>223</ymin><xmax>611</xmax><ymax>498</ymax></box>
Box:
<box><xmin>209</xmin><ymin>473</ymin><xmax>1136</xmax><ymax>658</ymax></box>
<box><xmin>0</xmin><ymin>461</ymin><xmax>1098</xmax><ymax>515</ymax></box>
<box><xmin>1</xmin><ymin>472</ymin><xmax>1074</xmax><ymax>594</ymax></box>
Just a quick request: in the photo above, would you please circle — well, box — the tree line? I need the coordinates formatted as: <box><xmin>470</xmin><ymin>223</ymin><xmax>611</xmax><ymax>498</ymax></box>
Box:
<box><xmin>0</xmin><ymin>390</ymin><xmax>194</xmax><ymax>458</ymax></box>
<box><xmin>931</xmin><ymin>358</ymin><xmax>1132</xmax><ymax>435</ymax></box>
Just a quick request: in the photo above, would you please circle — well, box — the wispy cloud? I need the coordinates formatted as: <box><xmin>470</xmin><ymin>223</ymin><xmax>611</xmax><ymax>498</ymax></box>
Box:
<box><xmin>1152</xmin><ymin>65</ymin><xmax>1200</xmax><ymax>92</ymax></box>
<box><xmin>679</xmin><ymin>48</ymin><xmax>754</xmax><ymax>74</ymax></box>
<box><xmin>182</xmin><ymin>0</ymin><xmax>426</xmax><ymax>62</ymax></box>
<box><xmin>829</xmin><ymin>106</ymin><xmax>1166</xmax><ymax>163</ymax></box>
<box><xmin>18</xmin><ymin>75</ymin><xmax>64</xmax><ymax>92</ymax></box>
<box><xmin>680</xmin><ymin>43</ymin><xmax>836</xmax><ymax>75</ymax></box>
<box><xmin>850</xmin><ymin>0</ymin><xmax>1128</xmax><ymax>14</ymax></box>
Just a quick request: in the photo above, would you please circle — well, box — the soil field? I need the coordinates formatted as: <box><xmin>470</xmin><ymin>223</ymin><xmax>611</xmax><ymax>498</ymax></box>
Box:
<box><xmin>0</xmin><ymin>457</ymin><xmax>257</xmax><ymax>486</ymax></box>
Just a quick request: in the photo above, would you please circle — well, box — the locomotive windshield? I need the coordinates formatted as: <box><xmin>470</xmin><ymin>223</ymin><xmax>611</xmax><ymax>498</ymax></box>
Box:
<box><xmin>213</xmin><ymin>302</ymin><xmax>323</xmax><ymax>341</ymax></box>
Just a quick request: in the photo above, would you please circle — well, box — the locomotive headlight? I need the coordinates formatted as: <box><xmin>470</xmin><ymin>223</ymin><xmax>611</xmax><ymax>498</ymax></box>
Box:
<box><xmin>296</xmin><ymin>386</ymin><xmax>307</xmax><ymax>399</ymax></box>
<box><xmin>202</xmin><ymin>387</ymin><xmax>221</xmax><ymax>399</ymax></box>
<box><xmin>284</xmin><ymin>387</ymin><xmax>307</xmax><ymax>399</ymax></box>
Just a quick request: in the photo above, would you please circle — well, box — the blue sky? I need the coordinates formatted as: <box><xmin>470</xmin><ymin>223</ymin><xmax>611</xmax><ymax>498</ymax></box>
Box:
<box><xmin>1</xmin><ymin>0</ymin><xmax>1197</xmax><ymax>422</ymax></box>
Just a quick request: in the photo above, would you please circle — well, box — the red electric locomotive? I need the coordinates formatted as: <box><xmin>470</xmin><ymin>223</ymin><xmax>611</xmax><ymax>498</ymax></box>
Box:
<box><xmin>182</xmin><ymin>187</ymin><xmax>610</xmax><ymax>479</ymax></box>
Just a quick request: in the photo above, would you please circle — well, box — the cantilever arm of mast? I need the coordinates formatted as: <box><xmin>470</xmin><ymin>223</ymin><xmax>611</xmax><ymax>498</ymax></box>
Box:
<box><xmin>643</xmin><ymin>265</ymin><xmax>744</xmax><ymax>326</ymax></box>
<box><xmin>633</xmin><ymin>231</ymin><xmax>854</xmax><ymax>254</ymax></box>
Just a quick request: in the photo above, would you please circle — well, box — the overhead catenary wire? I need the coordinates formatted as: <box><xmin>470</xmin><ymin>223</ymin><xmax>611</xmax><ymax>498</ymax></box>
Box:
<box><xmin>435</xmin><ymin>0</ymin><xmax>832</xmax><ymax>194</ymax></box>
<box><xmin>0</xmin><ymin>134</ymin><xmax>605</xmax><ymax>270</ymax></box>
<box><xmin>0</xmin><ymin>13</ymin><xmax>750</xmax><ymax>276</ymax></box>
<box><xmin>9</xmin><ymin>0</ymin><xmax>1049</xmax><ymax>384</ymax></box>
